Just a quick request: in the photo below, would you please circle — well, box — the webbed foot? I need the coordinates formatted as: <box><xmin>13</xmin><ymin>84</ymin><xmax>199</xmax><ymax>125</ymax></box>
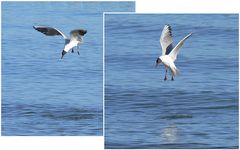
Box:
<box><xmin>164</xmin><ymin>76</ymin><xmax>167</xmax><ymax>81</ymax></box>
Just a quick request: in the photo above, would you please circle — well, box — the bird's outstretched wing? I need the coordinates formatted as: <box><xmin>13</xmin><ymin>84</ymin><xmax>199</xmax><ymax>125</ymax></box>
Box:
<box><xmin>33</xmin><ymin>26</ymin><xmax>67</xmax><ymax>39</ymax></box>
<box><xmin>70</xmin><ymin>29</ymin><xmax>87</xmax><ymax>43</ymax></box>
<box><xmin>160</xmin><ymin>24</ymin><xmax>173</xmax><ymax>55</ymax></box>
<box><xmin>169</xmin><ymin>32</ymin><xmax>192</xmax><ymax>61</ymax></box>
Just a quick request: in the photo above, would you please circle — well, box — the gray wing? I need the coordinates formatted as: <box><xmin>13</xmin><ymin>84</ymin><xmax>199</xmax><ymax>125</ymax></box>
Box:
<box><xmin>160</xmin><ymin>24</ymin><xmax>173</xmax><ymax>55</ymax></box>
<box><xmin>33</xmin><ymin>26</ymin><xmax>67</xmax><ymax>39</ymax></box>
<box><xmin>70</xmin><ymin>29</ymin><xmax>87</xmax><ymax>43</ymax></box>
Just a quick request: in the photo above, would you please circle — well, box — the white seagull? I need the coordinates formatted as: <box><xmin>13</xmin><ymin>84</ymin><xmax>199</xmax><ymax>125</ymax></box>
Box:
<box><xmin>33</xmin><ymin>26</ymin><xmax>87</xmax><ymax>59</ymax></box>
<box><xmin>156</xmin><ymin>24</ymin><xmax>192</xmax><ymax>80</ymax></box>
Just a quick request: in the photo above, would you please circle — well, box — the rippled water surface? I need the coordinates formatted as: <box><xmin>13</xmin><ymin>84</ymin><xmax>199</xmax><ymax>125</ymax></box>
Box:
<box><xmin>105</xmin><ymin>14</ymin><xmax>239</xmax><ymax>148</ymax></box>
<box><xmin>1</xmin><ymin>2</ymin><xmax>135</xmax><ymax>136</ymax></box>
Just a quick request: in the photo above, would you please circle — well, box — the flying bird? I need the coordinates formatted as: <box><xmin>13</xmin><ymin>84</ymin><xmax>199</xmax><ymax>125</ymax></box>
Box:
<box><xmin>33</xmin><ymin>26</ymin><xmax>87</xmax><ymax>59</ymax></box>
<box><xmin>156</xmin><ymin>24</ymin><xmax>192</xmax><ymax>80</ymax></box>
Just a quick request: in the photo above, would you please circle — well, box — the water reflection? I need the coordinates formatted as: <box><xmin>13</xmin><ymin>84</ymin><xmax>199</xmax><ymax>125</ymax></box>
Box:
<box><xmin>161</xmin><ymin>125</ymin><xmax>178</xmax><ymax>143</ymax></box>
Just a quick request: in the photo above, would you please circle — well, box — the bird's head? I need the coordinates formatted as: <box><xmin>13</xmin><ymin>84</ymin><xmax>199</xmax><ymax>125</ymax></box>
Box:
<box><xmin>76</xmin><ymin>29</ymin><xmax>87</xmax><ymax>36</ymax></box>
<box><xmin>155</xmin><ymin>57</ymin><xmax>162</xmax><ymax>68</ymax></box>
<box><xmin>83</xmin><ymin>30</ymin><xmax>87</xmax><ymax>35</ymax></box>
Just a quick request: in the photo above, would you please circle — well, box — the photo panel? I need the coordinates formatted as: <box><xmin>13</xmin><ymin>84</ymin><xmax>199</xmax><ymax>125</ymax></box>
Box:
<box><xmin>104</xmin><ymin>13</ymin><xmax>238</xmax><ymax>149</ymax></box>
<box><xmin>1</xmin><ymin>1</ymin><xmax>135</xmax><ymax>136</ymax></box>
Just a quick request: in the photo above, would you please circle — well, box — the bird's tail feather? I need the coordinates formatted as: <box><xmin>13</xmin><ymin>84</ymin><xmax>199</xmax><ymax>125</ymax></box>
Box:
<box><xmin>170</xmin><ymin>65</ymin><xmax>180</xmax><ymax>76</ymax></box>
<box><xmin>175</xmin><ymin>68</ymin><xmax>180</xmax><ymax>75</ymax></box>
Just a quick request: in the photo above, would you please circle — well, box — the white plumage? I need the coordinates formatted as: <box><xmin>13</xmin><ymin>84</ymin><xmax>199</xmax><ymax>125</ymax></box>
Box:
<box><xmin>33</xmin><ymin>26</ymin><xmax>87</xmax><ymax>59</ymax></box>
<box><xmin>156</xmin><ymin>24</ymin><xmax>192</xmax><ymax>80</ymax></box>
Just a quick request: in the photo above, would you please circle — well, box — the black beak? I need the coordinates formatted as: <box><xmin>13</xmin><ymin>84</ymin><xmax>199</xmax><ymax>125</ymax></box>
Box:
<box><xmin>155</xmin><ymin>62</ymin><xmax>159</xmax><ymax>68</ymax></box>
<box><xmin>61</xmin><ymin>50</ymin><xmax>67</xmax><ymax>59</ymax></box>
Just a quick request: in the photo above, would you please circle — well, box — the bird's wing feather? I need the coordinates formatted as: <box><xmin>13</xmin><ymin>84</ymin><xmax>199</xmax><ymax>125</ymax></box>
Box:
<box><xmin>169</xmin><ymin>32</ymin><xmax>192</xmax><ymax>61</ymax></box>
<box><xmin>33</xmin><ymin>26</ymin><xmax>67</xmax><ymax>39</ymax></box>
<box><xmin>70</xmin><ymin>29</ymin><xmax>87</xmax><ymax>43</ymax></box>
<box><xmin>160</xmin><ymin>25</ymin><xmax>173</xmax><ymax>55</ymax></box>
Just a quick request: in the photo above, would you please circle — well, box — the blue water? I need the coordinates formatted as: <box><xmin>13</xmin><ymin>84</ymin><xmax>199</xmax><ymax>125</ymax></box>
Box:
<box><xmin>105</xmin><ymin>14</ymin><xmax>239</xmax><ymax>148</ymax></box>
<box><xmin>1</xmin><ymin>2</ymin><xmax>135</xmax><ymax>136</ymax></box>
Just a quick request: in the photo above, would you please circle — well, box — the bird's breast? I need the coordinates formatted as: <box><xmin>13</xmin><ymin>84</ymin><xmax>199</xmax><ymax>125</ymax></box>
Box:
<box><xmin>161</xmin><ymin>56</ymin><xmax>172</xmax><ymax>67</ymax></box>
<box><xmin>64</xmin><ymin>41</ymin><xmax>77</xmax><ymax>52</ymax></box>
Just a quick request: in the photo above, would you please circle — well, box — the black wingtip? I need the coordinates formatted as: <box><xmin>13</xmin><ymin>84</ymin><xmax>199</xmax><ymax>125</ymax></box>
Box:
<box><xmin>33</xmin><ymin>26</ymin><xmax>39</xmax><ymax>31</ymax></box>
<box><xmin>165</xmin><ymin>24</ymin><xmax>171</xmax><ymax>28</ymax></box>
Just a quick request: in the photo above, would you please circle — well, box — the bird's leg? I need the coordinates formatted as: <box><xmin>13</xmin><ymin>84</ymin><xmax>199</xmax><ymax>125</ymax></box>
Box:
<box><xmin>164</xmin><ymin>68</ymin><xmax>168</xmax><ymax>81</ymax></box>
<box><xmin>77</xmin><ymin>46</ymin><xmax>80</xmax><ymax>55</ymax></box>
<box><xmin>171</xmin><ymin>75</ymin><xmax>174</xmax><ymax>81</ymax></box>
<box><xmin>71</xmin><ymin>48</ymin><xmax>74</xmax><ymax>53</ymax></box>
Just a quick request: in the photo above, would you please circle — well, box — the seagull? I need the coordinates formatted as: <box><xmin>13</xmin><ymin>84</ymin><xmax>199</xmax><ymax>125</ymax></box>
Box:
<box><xmin>156</xmin><ymin>24</ymin><xmax>192</xmax><ymax>81</ymax></box>
<box><xmin>33</xmin><ymin>26</ymin><xmax>87</xmax><ymax>59</ymax></box>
